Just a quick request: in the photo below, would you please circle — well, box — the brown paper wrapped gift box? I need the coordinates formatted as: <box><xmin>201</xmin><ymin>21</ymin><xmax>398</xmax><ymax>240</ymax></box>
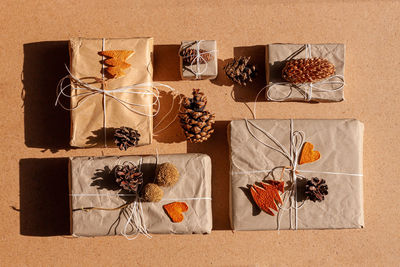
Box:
<box><xmin>266</xmin><ymin>43</ymin><xmax>345</xmax><ymax>102</ymax></box>
<box><xmin>69</xmin><ymin>153</ymin><xmax>212</xmax><ymax>236</ymax></box>
<box><xmin>69</xmin><ymin>37</ymin><xmax>154</xmax><ymax>147</ymax></box>
<box><xmin>228</xmin><ymin>119</ymin><xmax>364</xmax><ymax>230</ymax></box>
<box><xmin>180</xmin><ymin>40</ymin><xmax>218</xmax><ymax>80</ymax></box>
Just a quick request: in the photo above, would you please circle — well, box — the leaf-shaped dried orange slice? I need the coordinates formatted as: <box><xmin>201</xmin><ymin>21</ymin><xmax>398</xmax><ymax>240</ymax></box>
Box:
<box><xmin>250</xmin><ymin>180</ymin><xmax>284</xmax><ymax>216</ymax></box>
<box><xmin>299</xmin><ymin>142</ymin><xmax>321</xmax><ymax>165</ymax></box>
<box><xmin>99</xmin><ymin>50</ymin><xmax>134</xmax><ymax>79</ymax></box>
<box><xmin>104</xmin><ymin>58</ymin><xmax>131</xmax><ymax>69</ymax></box>
<box><xmin>99</xmin><ymin>50</ymin><xmax>134</xmax><ymax>60</ymax></box>
<box><xmin>163</xmin><ymin>202</ymin><xmax>188</xmax><ymax>223</ymax></box>
<box><xmin>105</xmin><ymin>67</ymin><xmax>126</xmax><ymax>79</ymax></box>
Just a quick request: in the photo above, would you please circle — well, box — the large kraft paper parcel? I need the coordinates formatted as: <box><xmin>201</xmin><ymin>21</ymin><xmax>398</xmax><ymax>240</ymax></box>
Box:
<box><xmin>69</xmin><ymin>153</ymin><xmax>212</xmax><ymax>236</ymax></box>
<box><xmin>69</xmin><ymin>37</ymin><xmax>154</xmax><ymax>147</ymax></box>
<box><xmin>228</xmin><ymin>119</ymin><xmax>364</xmax><ymax>230</ymax></box>
<box><xmin>266</xmin><ymin>43</ymin><xmax>345</xmax><ymax>102</ymax></box>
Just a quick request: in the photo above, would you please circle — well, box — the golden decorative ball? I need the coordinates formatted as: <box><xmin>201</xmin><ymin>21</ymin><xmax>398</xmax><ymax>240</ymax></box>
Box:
<box><xmin>156</xmin><ymin>162</ymin><xmax>180</xmax><ymax>187</ymax></box>
<box><xmin>142</xmin><ymin>183</ymin><xmax>164</xmax><ymax>202</ymax></box>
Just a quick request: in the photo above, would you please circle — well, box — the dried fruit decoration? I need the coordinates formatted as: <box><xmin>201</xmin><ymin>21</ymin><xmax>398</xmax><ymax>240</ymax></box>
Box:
<box><xmin>115</xmin><ymin>164</ymin><xmax>143</xmax><ymax>193</ymax></box>
<box><xmin>299</xmin><ymin>142</ymin><xmax>320</xmax><ymax>165</ymax></box>
<box><xmin>114</xmin><ymin>126</ymin><xmax>140</xmax><ymax>151</ymax></box>
<box><xmin>163</xmin><ymin>202</ymin><xmax>189</xmax><ymax>223</ymax></box>
<box><xmin>180</xmin><ymin>47</ymin><xmax>212</xmax><ymax>65</ymax></box>
<box><xmin>250</xmin><ymin>180</ymin><xmax>284</xmax><ymax>216</ymax></box>
<box><xmin>282</xmin><ymin>57</ymin><xmax>335</xmax><ymax>84</ymax></box>
<box><xmin>224</xmin><ymin>56</ymin><xmax>257</xmax><ymax>86</ymax></box>
<box><xmin>99</xmin><ymin>50</ymin><xmax>134</xmax><ymax>79</ymax></box>
<box><xmin>179</xmin><ymin>89</ymin><xmax>215</xmax><ymax>143</ymax></box>
<box><xmin>305</xmin><ymin>177</ymin><xmax>328</xmax><ymax>202</ymax></box>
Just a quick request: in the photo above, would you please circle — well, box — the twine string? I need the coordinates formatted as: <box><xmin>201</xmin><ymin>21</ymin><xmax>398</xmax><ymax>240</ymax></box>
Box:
<box><xmin>102</xmin><ymin>38</ymin><xmax>107</xmax><ymax>146</ymax></box>
<box><xmin>56</xmin><ymin>73</ymin><xmax>179</xmax><ymax>143</ymax></box>
<box><xmin>182</xmin><ymin>40</ymin><xmax>217</xmax><ymax>79</ymax></box>
<box><xmin>265</xmin><ymin>44</ymin><xmax>345</xmax><ymax>102</ymax></box>
<box><xmin>244</xmin><ymin>119</ymin><xmax>304</xmax><ymax>230</ymax></box>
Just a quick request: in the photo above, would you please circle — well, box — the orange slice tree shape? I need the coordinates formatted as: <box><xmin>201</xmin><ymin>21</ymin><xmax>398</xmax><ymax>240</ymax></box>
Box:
<box><xmin>99</xmin><ymin>50</ymin><xmax>134</xmax><ymax>79</ymax></box>
<box><xmin>250</xmin><ymin>180</ymin><xmax>284</xmax><ymax>216</ymax></box>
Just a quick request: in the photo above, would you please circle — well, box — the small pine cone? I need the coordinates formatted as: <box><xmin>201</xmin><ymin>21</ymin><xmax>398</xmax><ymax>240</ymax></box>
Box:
<box><xmin>282</xmin><ymin>57</ymin><xmax>335</xmax><ymax>84</ymax></box>
<box><xmin>114</xmin><ymin>126</ymin><xmax>140</xmax><ymax>151</ymax></box>
<box><xmin>224</xmin><ymin>56</ymin><xmax>257</xmax><ymax>86</ymax></box>
<box><xmin>115</xmin><ymin>164</ymin><xmax>143</xmax><ymax>193</ymax></box>
<box><xmin>179</xmin><ymin>89</ymin><xmax>215</xmax><ymax>143</ymax></box>
<box><xmin>305</xmin><ymin>177</ymin><xmax>328</xmax><ymax>202</ymax></box>
<box><xmin>180</xmin><ymin>47</ymin><xmax>212</xmax><ymax>65</ymax></box>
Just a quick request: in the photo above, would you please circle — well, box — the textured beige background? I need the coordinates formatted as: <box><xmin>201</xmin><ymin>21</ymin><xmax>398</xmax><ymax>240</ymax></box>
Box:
<box><xmin>1</xmin><ymin>0</ymin><xmax>399</xmax><ymax>266</ymax></box>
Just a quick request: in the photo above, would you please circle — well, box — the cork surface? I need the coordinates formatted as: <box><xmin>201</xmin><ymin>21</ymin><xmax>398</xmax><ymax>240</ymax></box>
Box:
<box><xmin>1</xmin><ymin>0</ymin><xmax>399</xmax><ymax>266</ymax></box>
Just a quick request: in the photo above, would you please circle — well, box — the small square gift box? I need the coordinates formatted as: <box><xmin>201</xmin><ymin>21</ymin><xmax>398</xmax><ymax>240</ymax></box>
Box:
<box><xmin>266</xmin><ymin>44</ymin><xmax>345</xmax><ymax>102</ymax></box>
<box><xmin>57</xmin><ymin>37</ymin><xmax>155</xmax><ymax>148</ymax></box>
<box><xmin>179</xmin><ymin>40</ymin><xmax>218</xmax><ymax>80</ymax></box>
<box><xmin>228</xmin><ymin>119</ymin><xmax>364</xmax><ymax>230</ymax></box>
<box><xmin>69</xmin><ymin>153</ymin><xmax>212</xmax><ymax>236</ymax></box>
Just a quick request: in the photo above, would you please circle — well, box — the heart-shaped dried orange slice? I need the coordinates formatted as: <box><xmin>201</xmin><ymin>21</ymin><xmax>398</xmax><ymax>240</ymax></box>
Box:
<box><xmin>163</xmin><ymin>202</ymin><xmax>188</xmax><ymax>223</ymax></box>
<box><xmin>299</xmin><ymin>142</ymin><xmax>321</xmax><ymax>165</ymax></box>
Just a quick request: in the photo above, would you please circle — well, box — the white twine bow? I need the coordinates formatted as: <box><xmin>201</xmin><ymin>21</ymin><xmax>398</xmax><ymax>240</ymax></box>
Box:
<box><xmin>266</xmin><ymin>44</ymin><xmax>345</xmax><ymax>102</ymax></box>
<box><xmin>182</xmin><ymin>40</ymin><xmax>217</xmax><ymax>79</ymax></box>
<box><xmin>244</xmin><ymin>119</ymin><xmax>305</xmax><ymax>230</ymax></box>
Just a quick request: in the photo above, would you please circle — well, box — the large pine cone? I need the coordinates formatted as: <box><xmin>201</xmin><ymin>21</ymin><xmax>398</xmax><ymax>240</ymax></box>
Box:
<box><xmin>115</xmin><ymin>164</ymin><xmax>143</xmax><ymax>193</ymax></box>
<box><xmin>224</xmin><ymin>56</ymin><xmax>257</xmax><ymax>86</ymax></box>
<box><xmin>180</xmin><ymin>47</ymin><xmax>212</xmax><ymax>65</ymax></box>
<box><xmin>179</xmin><ymin>89</ymin><xmax>215</xmax><ymax>143</ymax></box>
<box><xmin>305</xmin><ymin>177</ymin><xmax>328</xmax><ymax>202</ymax></box>
<box><xmin>114</xmin><ymin>126</ymin><xmax>140</xmax><ymax>151</ymax></box>
<box><xmin>282</xmin><ymin>58</ymin><xmax>335</xmax><ymax>84</ymax></box>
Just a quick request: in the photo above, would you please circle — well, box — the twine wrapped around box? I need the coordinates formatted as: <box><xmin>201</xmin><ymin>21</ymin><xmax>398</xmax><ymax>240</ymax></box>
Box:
<box><xmin>229</xmin><ymin>119</ymin><xmax>364</xmax><ymax>230</ymax></box>
<box><xmin>266</xmin><ymin>43</ymin><xmax>345</xmax><ymax>102</ymax></box>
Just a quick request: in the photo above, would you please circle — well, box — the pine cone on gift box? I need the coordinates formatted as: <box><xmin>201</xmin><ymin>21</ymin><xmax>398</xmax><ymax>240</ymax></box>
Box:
<box><xmin>115</xmin><ymin>164</ymin><xmax>143</xmax><ymax>193</ymax></box>
<box><xmin>180</xmin><ymin>47</ymin><xmax>212</xmax><ymax>65</ymax></box>
<box><xmin>224</xmin><ymin>56</ymin><xmax>257</xmax><ymax>86</ymax></box>
<box><xmin>179</xmin><ymin>89</ymin><xmax>215</xmax><ymax>143</ymax></box>
<box><xmin>114</xmin><ymin>126</ymin><xmax>140</xmax><ymax>151</ymax></box>
<box><xmin>282</xmin><ymin>57</ymin><xmax>335</xmax><ymax>84</ymax></box>
<box><xmin>305</xmin><ymin>177</ymin><xmax>328</xmax><ymax>202</ymax></box>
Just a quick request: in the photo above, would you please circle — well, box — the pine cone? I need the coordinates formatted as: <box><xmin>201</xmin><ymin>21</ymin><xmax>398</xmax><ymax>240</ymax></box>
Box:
<box><xmin>179</xmin><ymin>89</ymin><xmax>215</xmax><ymax>143</ymax></box>
<box><xmin>224</xmin><ymin>56</ymin><xmax>257</xmax><ymax>86</ymax></box>
<box><xmin>305</xmin><ymin>177</ymin><xmax>328</xmax><ymax>202</ymax></box>
<box><xmin>115</xmin><ymin>164</ymin><xmax>143</xmax><ymax>193</ymax></box>
<box><xmin>180</xmin><ymin>47</ymin><xmax>212</xmax><ymax>65</ymax></box>
<box><xmin>282</xmin><ymin>57</ymin><xmax>335</xmax><ymax>84</ymax></box>
<box><xmin>114</xmin><ymin>126</ymin><xmax>140</xmax><ymax>150</ymax></box>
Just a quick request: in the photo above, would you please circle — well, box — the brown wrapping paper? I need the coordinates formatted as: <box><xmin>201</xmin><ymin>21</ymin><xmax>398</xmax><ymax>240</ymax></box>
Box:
<box><xmin>266</xmin><ymin>43</ymin><xmax>345</xmax><ymax>102</ymax></box>
<box><xmin>228</xmin><ymin>119</ymin><xmax>364</xmax><ymax>230</ymax></box>
<box><xmin>180</xmin><ymin>40</ymin><xmax>218</xmax><ymax>80</ymax></box>
<box><xmin>69</xmin><ymin>153</ymin><xmax>212</xmax><ymax>236</ymax></box>
<box><xmin>69</xmin><ymin>37</ymin><xmax>154</xmax><ymax>147</ymax></box>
